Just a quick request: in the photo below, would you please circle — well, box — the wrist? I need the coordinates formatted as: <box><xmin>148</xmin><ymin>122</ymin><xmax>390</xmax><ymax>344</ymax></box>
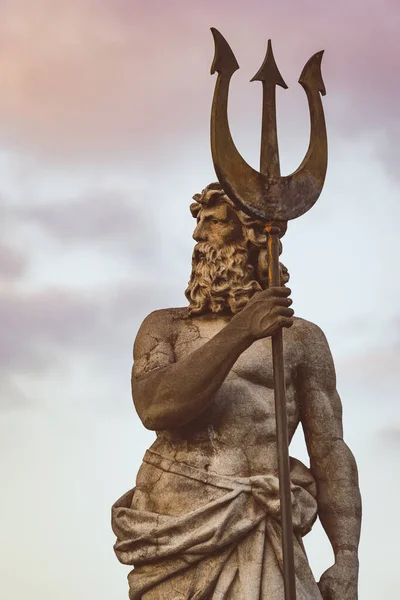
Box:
<box><xmin>226</xmin><ymin>314</ymin><xmax>257</xmax><ymax>347</ymax></box>
<box><xmin>335</xmin><ymin>547</ymin><xmax>359</xmax><ymax>566</ymax></box>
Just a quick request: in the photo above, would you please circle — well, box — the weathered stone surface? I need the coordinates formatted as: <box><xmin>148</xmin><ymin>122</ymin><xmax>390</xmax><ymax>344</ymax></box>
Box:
<box><xmin>112</xmin><ymin>184</ymin><xmax>361</xmax><ymax>599</ymax></box>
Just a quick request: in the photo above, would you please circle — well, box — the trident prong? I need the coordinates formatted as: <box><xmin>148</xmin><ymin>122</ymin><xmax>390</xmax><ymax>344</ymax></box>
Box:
<box><xmin>250</xmin><ymin>39</ymin><xmax>288</xmax><ymax>178</ymax></box>
<box><xmin>210</xmin><ymin>27</ymin><xmax>328</xmax><ymax>223</ymax></box>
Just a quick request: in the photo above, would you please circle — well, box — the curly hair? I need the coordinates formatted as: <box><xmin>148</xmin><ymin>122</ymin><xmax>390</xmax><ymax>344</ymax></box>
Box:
<box><xmin>185</xmin><ymin>183</ymin><xmax>289</xmax><ymax>315</ymax></box>
<box><xmin>190</xmin><ymin>182</ymin><xmax>288</xmax><ymax>287</ymax></box>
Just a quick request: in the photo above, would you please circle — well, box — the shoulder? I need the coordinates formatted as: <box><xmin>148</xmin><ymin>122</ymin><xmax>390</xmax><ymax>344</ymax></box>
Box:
<box><xmin>291</xmin><ymin>317</ymin><xmax>336</xmax><ymax>388</ymax></box>
<box><xmin>291</xmin><ymin>316</ymin><xmax>330</xmax><ymax>346</ymax></box>
<box><xmin>132</xmin><ymin>307</ymin><xmax>189</xmax><ymax>376</ymax></box>
<box><xmin>290</xmin><ymin>316</ymin><xmax>334</xmax><ymax>367</ymax></box>
<box><xmin>137</xmin><ymin>307</ymin><xmax>189</xmax><ymax>339</ymax></box>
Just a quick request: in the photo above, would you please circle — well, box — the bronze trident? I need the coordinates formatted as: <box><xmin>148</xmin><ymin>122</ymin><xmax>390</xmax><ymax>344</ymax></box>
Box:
<box><xmin>209</xmin><ymin>28</ymin><xmax>328</xmax><ymax>600</ymax></box>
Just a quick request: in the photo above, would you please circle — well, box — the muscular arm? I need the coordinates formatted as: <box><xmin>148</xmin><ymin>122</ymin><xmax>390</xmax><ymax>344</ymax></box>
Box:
<box><xmin>297</xmin><ymin>321</ymin><xmax>361</xmax><ymax>598</ymax></box>
<box><xmin>131</xmin><ymin>309</ymin><xmax>254</xmax><ymax>430</ymax></box>
<box><xmin>131</xmin><ymin>287</ymin><xmax>293</xmax><ymax>431</ymax></box>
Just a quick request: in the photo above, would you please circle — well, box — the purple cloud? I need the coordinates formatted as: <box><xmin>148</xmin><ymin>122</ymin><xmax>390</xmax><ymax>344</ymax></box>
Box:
<box><xmin>0</xmin><ymin>278</ymin><xmax>179</xmax><ymax>406</ymax></box>
<box><xmin>0</xmin><ymin>0</ymin><xmax>397</xmax><ymax>168</ymax></box>
<box><xmin>20</xmin><ymin>192</ymin><xmax>149</xmax><ymax>243</ymax></box>
<box><xmin>0</xmin><ymin>242</ymin><xmax>28</xmax><ymax>281</ymax></box>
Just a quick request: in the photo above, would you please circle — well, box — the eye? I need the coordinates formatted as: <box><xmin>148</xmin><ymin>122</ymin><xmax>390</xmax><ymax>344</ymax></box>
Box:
<box><xmin>211</xmin><ymin>219</ymin><xmax>219</xmax><ymax>225</ymax></box>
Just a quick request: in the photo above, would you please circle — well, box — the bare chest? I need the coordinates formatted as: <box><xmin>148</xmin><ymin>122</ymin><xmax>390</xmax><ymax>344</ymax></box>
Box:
<box><xmin>172</xmin><ymin>318</ymin><xmax>299</xmax><ymax>441</ymax></box>
<box><xmin>174</xmin><ymin>317</ymin><xmax>297</xmax><ymax>388</ymax></box>
<box><xmin>153</xmin><ymin>315</ymin><xmax>302</xmax><ymax>475</ymax></box>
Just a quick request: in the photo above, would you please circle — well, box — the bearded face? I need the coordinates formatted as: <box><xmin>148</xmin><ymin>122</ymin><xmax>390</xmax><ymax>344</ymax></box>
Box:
<box><xmin>185</xmin><ymin>241</ymin><xmax>263</xmax><ymax>315</ymax></box>
<box><xmin>185</xmin><ymin>188</ymin><xmax>289</xmax><ymax>316</ymax></box>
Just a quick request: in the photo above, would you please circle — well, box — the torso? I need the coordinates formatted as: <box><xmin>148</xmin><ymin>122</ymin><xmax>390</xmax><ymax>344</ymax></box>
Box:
<box><xmin>148</xmin><ymin>310</ymin><xmax>303</xmax><ymax>478</ymax></box>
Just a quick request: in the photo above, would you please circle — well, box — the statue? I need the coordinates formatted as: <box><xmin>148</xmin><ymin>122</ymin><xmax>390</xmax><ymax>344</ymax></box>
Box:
<box><xmin>112</xmin><ymin>30</ymin><xmax>361</xmax><ymax>600</ymax></box>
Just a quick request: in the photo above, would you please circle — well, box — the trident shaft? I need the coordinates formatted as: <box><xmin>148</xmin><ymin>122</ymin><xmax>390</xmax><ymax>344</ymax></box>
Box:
<box><xmin>209</xmin><ymin>28</ymin><xmax>328</xmax><ymax>600</ymax></box>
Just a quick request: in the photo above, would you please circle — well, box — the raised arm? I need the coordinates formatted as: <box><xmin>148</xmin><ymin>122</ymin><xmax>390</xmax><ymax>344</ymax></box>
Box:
<box><xmin>132</xmin><ymin>287</ymin><xmax>294</xmax><ymax>430</ymax></box>
<box><xmin>296</xmin><ymin>321</ymin><xmax>361</xmax><ymax>600</ymax></box>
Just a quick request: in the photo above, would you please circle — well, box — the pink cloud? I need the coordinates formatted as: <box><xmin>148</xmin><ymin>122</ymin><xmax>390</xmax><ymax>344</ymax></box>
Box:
<box><xmin>0</xmin><ymin>0</ymin><xmax>398</xmax><ymax>160</ymax></box>
<box><xmin>0</xmin><ymin>242</ymin><xmax>27</xmax><ymax>280</ymax></box>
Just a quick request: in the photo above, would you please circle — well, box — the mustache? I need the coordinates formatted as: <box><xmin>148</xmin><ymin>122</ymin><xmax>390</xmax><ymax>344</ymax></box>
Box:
<box><xmin>193</xmin><ymin>241</ymin><xmax>248</xmax><ymax>257</ymax></box>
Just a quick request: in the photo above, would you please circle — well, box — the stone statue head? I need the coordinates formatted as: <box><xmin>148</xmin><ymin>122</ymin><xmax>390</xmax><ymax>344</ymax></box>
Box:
<box><xmin>185</xmin><ymin>182</ymin><xmax>289</xmax><ymax>316</ymax></box>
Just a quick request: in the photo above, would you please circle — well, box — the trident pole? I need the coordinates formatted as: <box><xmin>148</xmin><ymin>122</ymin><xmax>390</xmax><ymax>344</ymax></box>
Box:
<box><xmin>266</xmin><ymin>221</ymin><xmax>297</xmax><ymax>599</ymax></box>
<box><xmin>255</xmin><ymin>41</ymin><xmax>296</xmax><ymax>599</ymax></box>
<box><xmin>209</xmin><ymin>28</ymin><xmax>328</xmax><ymax>600</ymax></box>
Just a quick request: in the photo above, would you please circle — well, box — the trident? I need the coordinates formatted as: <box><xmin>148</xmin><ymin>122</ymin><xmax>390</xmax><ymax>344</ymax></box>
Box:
<box><xmin>209</xmin><ymin>28</ymin><xmax>328</xmax><ymax>600</ymax></box>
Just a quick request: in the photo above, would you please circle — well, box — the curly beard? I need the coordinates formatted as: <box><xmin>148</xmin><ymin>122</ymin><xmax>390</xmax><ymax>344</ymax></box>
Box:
<box><xmin>185</xmin><ymin>242</ymin><xmax>264</xmax><ymax>316</ymax></box>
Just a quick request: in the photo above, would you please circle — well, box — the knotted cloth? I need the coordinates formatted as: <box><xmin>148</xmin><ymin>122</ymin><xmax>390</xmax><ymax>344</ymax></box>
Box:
<box><xmin>112</xmin><ymin>450</ymin><xmax>323</xmax><ymax>600</ymax></box>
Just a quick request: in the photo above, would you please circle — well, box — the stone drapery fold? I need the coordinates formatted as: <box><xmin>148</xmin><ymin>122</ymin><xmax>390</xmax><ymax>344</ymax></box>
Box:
<box><xmin>112</xmin><ymin>450</ymin><xmax>323</xmax><ymax>600</ymax></box>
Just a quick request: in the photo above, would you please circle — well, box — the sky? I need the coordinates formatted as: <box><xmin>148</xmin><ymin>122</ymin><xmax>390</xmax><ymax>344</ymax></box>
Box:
<box><xmin>1</xmin><ymin>0</ymin><xmax>399</xmax><ymax>598</ymax></box>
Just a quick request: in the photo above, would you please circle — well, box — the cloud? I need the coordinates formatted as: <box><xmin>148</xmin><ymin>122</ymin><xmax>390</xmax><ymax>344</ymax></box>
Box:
<box><xmin>0</xmin><ymin>242</ymin><xmax>28</xmax><ymax>280</ymax></box>
<box><xmin>0</xmin><ymin>0</ymin><xmax>211</xmax><ymax>158</ymax></box>
<box><xmin>0</xmin><ymin>0</ymin><xmax>398</xmax><ymax>168</ymax></box>
<box><xmin>19</xmin><ymin>189</ymin><xmax>154</xmax><ymax>257</ymax></box>
<box><xmin>2</xmin><ymin>181</ymin><xmax>162</xmax><ymax>274</ymax></box>
<box><xmin>0</xmin><ymin>278</ymin><xmax>182</xmax><ymax>408</ymax></box>
<box><xmin>0</xmin><ymin>287</ymin><xmax>103</xmax><ymax>373</ymax></box>
<box><xmin>376</xmin><ymin>426</ymin><xmax>400</xmax><ymax>444</ymax></box>
<box><xmin>337</xmin><ymin>337</ymin><xmax>400</xmax><ymax>383</ymax></box>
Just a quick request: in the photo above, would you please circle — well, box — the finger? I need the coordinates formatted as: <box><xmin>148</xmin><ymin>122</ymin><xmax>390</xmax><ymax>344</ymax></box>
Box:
<box><xmin>272</xmin><ymin>306</ymin><xmax>294</xmax><ymax>318</ymax></box>
<box><xmin>257</xmin><ymin>286</ymin><xmax>291</xmax><ymax>298</ymax></box>
<box><xmin>279</xmin><ymin>307</ymin><xmax>295</xmax><ymax>318</ymax></box>
<box><xmin>268</xmin><ymin>286</ymin><xmax>291</xmax><ymax>297</ymax></box>
<box><xmin>276</xmin><ymin>316</ymin><xmax>294</xmax><ymax>328</ymax></box>
<box><xmin>271</xmin><ymin>297</ymin><xmax>293</xmax><ymax>307</ymax></box>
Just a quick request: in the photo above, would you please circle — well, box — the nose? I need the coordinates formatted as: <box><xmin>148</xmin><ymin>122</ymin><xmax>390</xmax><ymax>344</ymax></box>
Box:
<box><xmin>193</xmin><ymin>221</ymin><xmax>206</xmax><ymax>241</ymax></box>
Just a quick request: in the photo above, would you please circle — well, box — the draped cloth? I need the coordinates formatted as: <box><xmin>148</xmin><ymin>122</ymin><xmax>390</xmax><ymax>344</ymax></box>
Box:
<box><xmin>112</xmin><ymin>450</ymin><xmax>323</xmax><ymax>600</ymax></box>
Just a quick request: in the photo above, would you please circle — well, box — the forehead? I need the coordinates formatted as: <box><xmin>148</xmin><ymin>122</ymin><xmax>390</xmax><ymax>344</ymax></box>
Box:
<box><xmin>199</xmin><ymin>201</ymin><xmax>237</xmax><ymax>221</ymax></box>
